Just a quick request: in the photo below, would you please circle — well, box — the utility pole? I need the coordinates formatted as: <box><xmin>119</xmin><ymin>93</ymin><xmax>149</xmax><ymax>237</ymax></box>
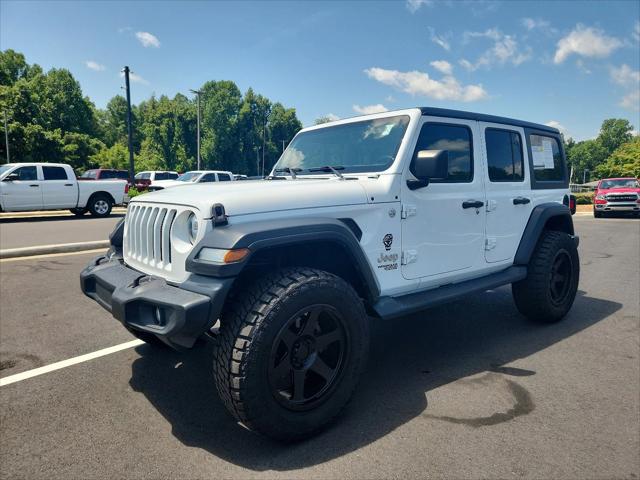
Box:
<box><xmin>190</xmin><ymin>89</ymin><xmax>202</xmax><ymax>170</ymax></box>
<box><xmin>255</xmin><ymin>147</ymin><xmax>260</xmax><ymax>177</ymax></box>
<box><xmin>123</xmin><ymin>66</ymin><xmax>135</xmax><ymax>185</ymax></box>
<box><xmin>3</xmin><ymin>110</ymin><xmax>9</xmax><ymax>163</ymax></box>
<box><xmin>261</xmin><ymin>113</ymin><xmax>267</xmax><ymax>177</ymax></box>
<box><xmin>281</xmin><ymin>139</ymin><xmax>286</xmax><ymax>153</ymax></box>
<box><xmin>583</xmin><ymin>169</ymin><xmax>588</xmax><ymax>184</ymax></box>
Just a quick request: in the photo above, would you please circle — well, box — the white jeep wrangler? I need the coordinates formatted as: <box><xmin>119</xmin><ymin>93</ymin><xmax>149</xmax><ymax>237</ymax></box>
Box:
<box><xmin>81</xmin><ymin>107</ymin><xmax>579</xmax><ymax>441</ymax></box>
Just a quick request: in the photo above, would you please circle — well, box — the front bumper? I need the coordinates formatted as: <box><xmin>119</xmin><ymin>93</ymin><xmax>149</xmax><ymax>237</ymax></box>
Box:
<box><xmin>80</xmin><ymin>253</ymin><xmax>233</xmax><ymax>349</ymax></box>
<box><xmin>595</xmin><ymin>202</ymin><xmax>640</xmax><ymax>212</ymax></box>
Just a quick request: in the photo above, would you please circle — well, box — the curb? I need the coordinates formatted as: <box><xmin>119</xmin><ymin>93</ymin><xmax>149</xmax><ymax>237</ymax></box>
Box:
<box><xmin>0</xmin><ymin>241</ymin><xmax>110</xmax><ymax>259</ymax></box>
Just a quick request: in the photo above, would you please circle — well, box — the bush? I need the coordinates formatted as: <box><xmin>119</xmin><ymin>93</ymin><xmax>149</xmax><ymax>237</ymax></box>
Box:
<box><xmin>127</xmin><ymin>186</ymin><xmax>145</xmax><ymax>199</ymax></box>
<box><xmin>574</xmin><ymin>192</ymin><xmax>594</xmax><ymax>205</ymax></box>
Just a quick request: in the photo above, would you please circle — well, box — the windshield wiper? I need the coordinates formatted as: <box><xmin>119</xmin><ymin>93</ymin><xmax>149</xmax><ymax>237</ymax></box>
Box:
<box><xmin>274</xmin><ymin>167</ymin><xmax>302</xmax><ymax>179</ymax></box>
<box><xmin>308</xmin><ymin>165</ymin><xmax>345</xmax><ymax>179</ymax></box>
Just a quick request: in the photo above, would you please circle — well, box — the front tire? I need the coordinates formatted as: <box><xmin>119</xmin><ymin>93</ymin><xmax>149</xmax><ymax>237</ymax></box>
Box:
<box><xmin>593</xmin><ymin>208</ymin><xmax>603</xmax><ymax>218</ymax></box>
<box><xmin>213</xmin><ymin>268</ymin><xmax>369</xmax><ymax>441</ymax></box>
<box><xmin>88</xmin><ymin>194</ymin><xmax>113</xmax><ymax>217</ymax></box>
<box><xmin>512</xmin><ymin>230</ymin><xmax>579</xmax><ymax>323</ymax></box>
<box><xmin>69</xmin><ymin>208</ymin><xmax>87</xmax><ymax>216</ymax></box>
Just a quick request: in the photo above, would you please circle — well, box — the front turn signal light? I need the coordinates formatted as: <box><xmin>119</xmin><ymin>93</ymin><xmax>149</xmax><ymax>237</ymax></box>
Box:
<box><xmin>197</xmin><ymin>247</ymin><xmax>250</xmax><ymax>264</ymax></box>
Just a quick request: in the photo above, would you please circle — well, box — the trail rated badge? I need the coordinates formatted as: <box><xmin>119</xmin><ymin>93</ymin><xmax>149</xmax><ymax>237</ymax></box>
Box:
<box><xmin>383</xmin><ymin>233</ymin><xmax>393</xmax><ymax>251</ymax></box>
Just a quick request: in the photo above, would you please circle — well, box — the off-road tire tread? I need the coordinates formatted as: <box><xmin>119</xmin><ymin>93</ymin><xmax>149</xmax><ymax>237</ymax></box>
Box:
<box><xmin>512</xmin><ymin>230</ymin><xmax>579</xmax><ymax>323</ymax></box>
<box><xmin>212</xmin><ymin>267</ymin><xmax>368</xmax><ymax>440</ymax></box>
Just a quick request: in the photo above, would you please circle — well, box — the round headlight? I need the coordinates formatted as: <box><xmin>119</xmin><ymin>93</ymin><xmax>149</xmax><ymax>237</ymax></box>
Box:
<box><xmin>187</xmin><ymin>213</ymin><xmax>199</xmax><ymax>244</ymax></box>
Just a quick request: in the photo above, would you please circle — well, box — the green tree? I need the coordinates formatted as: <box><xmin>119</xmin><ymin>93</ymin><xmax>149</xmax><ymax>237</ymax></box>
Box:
<box><xmin>595</xmin><ymin>137</ymin><xmax>640</xmax><ymax>178</ymax></box>
<box><xmin>88</xmin><ymin>142</ymin><xmax>130</xmax><ymax>170</ymax></box>
<box><xmin>567</xmin><ymin>139</ymin><xmax>608</xmax><ymax>182</ymax></box>
<box><xmin>598</xmin><ymin>119</ymin><xmax>633</xmax><ymax>156</ymax></box>
<box><xmin>314</xmin><ymin>116</ymin><xmax>335</xmax><ymax>125</ymax></box>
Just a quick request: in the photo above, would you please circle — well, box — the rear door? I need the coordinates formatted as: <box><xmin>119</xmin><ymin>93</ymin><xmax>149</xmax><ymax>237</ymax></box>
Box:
<box><xmin>1</xmin><ymin>166</ymin><xmax>43</xmax><ymax>211</ymax></box>
<box><xmin>42</xmin><ymin>166</ymin><xmax>77</xmax><ymax>208</ymax></box>
<box><xmin>216</xmin><ymin>172</ymin><xmax>232</xmax><ymax>182</ymax></box>
<box><xmin>401</xmin><ymin>118</ymin><xmax>487</xmax><ymax>281</ymax></box>
<box><xmin>480</xmin><ymin>122</ymin><xmax>533</xmax><ymax>263</ymax></box>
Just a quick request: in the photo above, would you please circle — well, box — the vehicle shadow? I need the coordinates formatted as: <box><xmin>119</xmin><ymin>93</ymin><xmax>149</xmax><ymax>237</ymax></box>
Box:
<box><xmin>129</xmin><ymin>287</ymin><xmax>620</xmax><ymax>471</ymax></box>
<box><xmin>0</xmin><ymin>213</ymin><xmax>124</xmax><ymax>224</ymax></box>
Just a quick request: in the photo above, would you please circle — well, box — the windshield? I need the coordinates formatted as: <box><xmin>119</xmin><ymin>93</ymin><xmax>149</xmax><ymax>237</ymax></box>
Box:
<box><xmin>600</xmin><ymin>179</ymin><xmax>639</xmax><ymax>189</ymax></box>
<box><xmin>176</xmin><ymin>172</ymin><xmax>202</xmax><ymax>182</ymax></box>
<box><xmin>273</xmin><ymin>115</ymin><xmax>410</xmax><ymax>174</ymax></box>
<box><xmin>0</xmin><ymin>164</ymin><xmax>16</xmax><ymax>177</ymax></box>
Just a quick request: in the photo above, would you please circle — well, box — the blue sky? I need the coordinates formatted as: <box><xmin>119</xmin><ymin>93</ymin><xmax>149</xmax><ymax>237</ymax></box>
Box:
<box><xmin>1</xmin><ymin>0</ymin><xmax>639</xmax><ymax>140</ymax></box>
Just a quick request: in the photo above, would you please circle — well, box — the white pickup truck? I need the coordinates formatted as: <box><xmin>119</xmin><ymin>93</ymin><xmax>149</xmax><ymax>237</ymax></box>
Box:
<box><xmin>0</xmin><ymin>163</ymin><xmax>127</xmax><ymax>217</ymax></box>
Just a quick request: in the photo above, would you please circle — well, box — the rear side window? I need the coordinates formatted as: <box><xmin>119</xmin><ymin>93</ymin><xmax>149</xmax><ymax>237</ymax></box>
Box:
<box><xmin>485</xmin><ymin>129</ymin><xmax>524</xmax><ymax>182</ymax></box>
<box><xmin>529</xmin><ymin>134</ymin><xmax>564</xmax><ymax>182</ymax></box>
<box><xmin>155</xmin><ymin>172</ymin><xmax>169</xmax><ymax>180</ymax></box>
<box><xmin>115</xmin><ymin>171</ymin><xmax>128</xmax><ymax>180</ymax></box>
<box><xmin>217</xmin><ymin>173</ymin><xmax>231</xmax><ymax>181</ymax></box>
<box><xmin>81</xmin><ymin>170</ymin><xmax>97</xmax><ymax>179</ymax></box>
<box><xmin>168</xmin><ymin>172</ymin><xmax>179</xmax><ymax>180</ymax></box>
<box><xmin>200</xmin><ymin>173</ymin><xmax>217</xmax><ymax>183</ymax></box>
<box><xmin>411</xmin><ymin>123</ymin><xmax>473</xmax><ymax>183</ymax></box>
<box><xmin>43</xmin><ymin>166</ymin><xmax>68</xmax><ymax>180</ymax></box>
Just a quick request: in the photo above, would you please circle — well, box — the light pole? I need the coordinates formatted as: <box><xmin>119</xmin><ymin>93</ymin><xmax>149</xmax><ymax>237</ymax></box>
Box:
<box><xmin>261</xmin><ymin>108</ymin><xmax>272</xmax><ymax>177</ymax></box>
<box><xmin>190</xmin><ymin>89</ymin><xmax>202</xmax><ymax>170</ymax></box>
<box><xmin>122</xmin><ymin>67</ymin><xmax>135</xmax><ymax>185</ymax></box>
<box><xmin>583</xmin><ymin>169</ymin><xmax>589</xmax><ymax>184</ymax></box>
<box><xmin>281</xmin><ymin>139</ymin><xmax>286</xmax><ymax>153</ymax></box>
<box><xmin>3</xmin><ymin>110</ymin><xmax>9</xmax><ymax>163</ymax></box>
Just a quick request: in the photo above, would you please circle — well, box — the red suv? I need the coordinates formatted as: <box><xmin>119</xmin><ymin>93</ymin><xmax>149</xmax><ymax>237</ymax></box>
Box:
<box><xmin>593</xmin><ymin>177</ymin><xmax>640</xmax><ymax>217</ymax></box>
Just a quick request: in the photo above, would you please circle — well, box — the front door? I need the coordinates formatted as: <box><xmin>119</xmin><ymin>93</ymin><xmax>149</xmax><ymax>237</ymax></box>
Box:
<box><xmin>1</xmin><ymin>166</ymin><xmax>43</xmax><ymax>211</ymax></box>
<box><xmin>479</xmin><ymin>122</ymin><xmax>533</xmax><ymax>263</ymax></box>
<box><xmin>401</xmin><ymin>118</ymin><xmax>487</xmax><ymax>281</ymax></box>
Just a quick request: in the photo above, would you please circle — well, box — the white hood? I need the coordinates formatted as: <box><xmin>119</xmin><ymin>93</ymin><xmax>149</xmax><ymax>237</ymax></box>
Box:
<box><xmin>151</xmin><ymin>179</ymin><xmax>187</xmax><ymax>188</ymax></box>
<box><xmin>132</xmin><ymin>178</ymin><xmax>369</xmax><ymax>218</ymax></box>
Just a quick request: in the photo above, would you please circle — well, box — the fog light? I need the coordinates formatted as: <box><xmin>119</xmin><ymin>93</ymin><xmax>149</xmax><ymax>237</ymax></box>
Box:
<box><xmin>154</xmin><ymin>307</ymin><xmax>163</xmax><ymax>325</ymax></box>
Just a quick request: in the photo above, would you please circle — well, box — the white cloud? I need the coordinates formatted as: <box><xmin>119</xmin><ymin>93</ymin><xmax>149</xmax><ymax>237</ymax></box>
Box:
<box><xmin>521</xmin><ymin>17</ymin><xmax>549</xmax><ymax>31</ymax></box>
<box><xmin>619</xmin><ymin>91</ymin><xmax>640</xmax><ymax>111</ymax></box>
<box><xmin>610</xmin><ymin>64</ymin><xmax>640</xmax><ymax>86</ymax></box>
<box><xmin>406</xmin><ymin>0</ymin><xmax>432</xmax><ymax>13</ymax></box>
<box><xmin>135</xmin><ymin>31</ymin><xmax>160</xmax><ymax>48</ymax></box>
<box><xmin>353</xmin><ymin>104</ymin><xmax>389</xmax><ymax>115</ymax></box>
<box><xmin>430</xmin><ymin>60</ymin><xmax>453</xmax><ymax>75</ymax></box>
<box><xmin>553</xmin><ymin>25</ymin><xmax>621</xmax><ymax>64</ymax></box>
<box><xmin>364</xmin><ymin>67</ymin><xmax>488</xmax><ymax>102</ymax></box>
<box><xmin>85</xmin><ymin>60</ymin><xmax>105</xmax><ymax>71</ymax></box>
<box><xmin>460</xmin><ymin>28</ymin><xmax>530</xmax><ymax>71</ymax></box>
<box><xmin>428</xmin><ymin>27</ymin><xmax>451</xmax><ymax>51</ymax></box>
<box><xmin>120</xmin><ymin>71</ymin><xmax>150</xmax><ymax>85</ymax></box>
<box><xmin>544</xmin><ymin>121</ymin><xmax>568</xmax><ymax>137</ymax></box>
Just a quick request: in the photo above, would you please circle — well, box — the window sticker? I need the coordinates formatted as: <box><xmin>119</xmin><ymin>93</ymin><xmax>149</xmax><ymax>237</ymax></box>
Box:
<box><xmin>532</xmin><ymin>138</ymin><xmax>555</xmax><ymax>169</ymax></box>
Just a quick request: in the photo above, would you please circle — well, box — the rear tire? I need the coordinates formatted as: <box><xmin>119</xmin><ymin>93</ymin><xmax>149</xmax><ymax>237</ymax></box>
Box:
<box><xmin>512</xmin><ymin>230</ymin><xmax>579</xmax><ymax>323</ymax></box>
<box><xmin>213</xmin><ymin>268</ymin><xmax>369</xmax><ymax>441</ymax></box>
<box><xmin>88</xmin><ymin>194</ymin><xmax>113</xmax><ymax>217</ymax></box>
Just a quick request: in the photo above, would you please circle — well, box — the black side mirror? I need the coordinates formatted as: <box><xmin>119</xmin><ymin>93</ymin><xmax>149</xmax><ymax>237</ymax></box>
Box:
<box><xmin>407</xmin><ymin>150</ymin><xmax>449</xmax><ymax>190</ymax></box>
<box><xmin>3</xmin><ymin>173</ymin><xmax>19</xmax><ymax>182</ymax></box>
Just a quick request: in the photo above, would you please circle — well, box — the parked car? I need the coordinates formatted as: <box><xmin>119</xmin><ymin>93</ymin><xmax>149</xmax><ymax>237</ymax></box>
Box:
<box><xmin>593</xmin><ymin>177</ymin><xmax>640</xmax><ymax>217</ymax></box>
<box><xmin>147</xmin><ymin>170</ymin><xmax>235</xmax><ymax>191</ymax></box>
<box><xmin>0</xmin><ymin>163</ymin><xmax>126</xmax><ymax>217</ymax></box>
<box><xmin>81</xmin><ymin>107</ymin><xmax>579</xmax><ymax>440</ymax></box>
<box><xmin>78</xmin><ymin>169</ymin><xmax>129</xmax><ymax>181</ymax></box>
<box><xmin>134</xmin><ymin>171</ymin><xmax>179</xmax><ymax>190</ymax></box>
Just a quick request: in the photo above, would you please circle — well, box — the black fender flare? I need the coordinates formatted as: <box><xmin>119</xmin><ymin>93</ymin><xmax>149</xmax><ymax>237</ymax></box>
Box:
<box><xmin>185</xmin><ymin>217</ymin><xmax>380</xmax><ymax>301</ymax></box>
<box><xmin>514</xmin><ymin>202</ymin><xmax>576</xmax><ymax>265</ymax></box>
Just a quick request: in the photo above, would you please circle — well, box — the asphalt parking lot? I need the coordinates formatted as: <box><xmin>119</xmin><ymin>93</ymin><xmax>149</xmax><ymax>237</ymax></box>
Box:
<box><xmin>0</xmin><ymin>215</ymin><xmax>638</xmax><ymax>479</ymax></box>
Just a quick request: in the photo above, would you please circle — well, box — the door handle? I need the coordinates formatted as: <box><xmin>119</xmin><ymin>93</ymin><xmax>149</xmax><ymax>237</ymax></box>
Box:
<box><xmin>462</xmin><ymin>200</ymin><xmax>484</xmax><ymax>209</ymax></box>
<box><xmin>64</xmin><ymin>183</ymin><xmax>73</xmax><ymax>186</ymax></box>
<box><xmin>29</xmin><ymin>184</ymin><xmax>40</xmax><ymax>187</ymax></box>
<box><xmin>513</xmin><ymin>197</ymin><xmax>531</xmax><ymax>205</ymax></box>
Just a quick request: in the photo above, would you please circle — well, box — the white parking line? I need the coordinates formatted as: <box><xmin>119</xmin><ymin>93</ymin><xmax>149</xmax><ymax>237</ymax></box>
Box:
<box><xmin>0</xmin><ymin>248</ymin><xmax>107</xmax><ymax>263</ymax></box>
<box><xmin>0</xmin><ymin>339</ymin><xmax>144</xmax><ymax>387</ymax></box>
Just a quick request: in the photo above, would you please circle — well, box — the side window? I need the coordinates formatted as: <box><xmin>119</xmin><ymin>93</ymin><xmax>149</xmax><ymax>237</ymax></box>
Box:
<box><xmin>217</xmin><ymin>173</ymin><xmax>231</xmax><ymax>182</ymax></box>
<box><xmin>155</xmin><ymin>172</ymin><xmax>169</xmax><ymax>181</ymax></box>
<box><xmin>485</xmin><ymin>129</ymin><xmax>524</xmax><ymax>182</ymax></box>
<box><xmin>14</xmin><ymin>166</ymin><xmax>38</xmax><ymax>181</ymax></box>
<box><xmin>529</xmin><ymin>134</ymin><xmax>564</xmax><ymax>181</ymax></box>
<box><xmin>43</xmin><ymin>166</ymin><xmax>69</xmax><ymax>180</ymax></box>
<box><xmin>168</xmin><ymin>172</ymin><xmax>179</xmax><ymax>180</ymax></box>
<box><xmin>411</xmin><ymin>123</ymin><xmax>473</xmax><ymax>183</ymax></box>
<box><xmin>116</xmin><ymin>171</ymin><xmax>129</xmax><ymax>180</ymax></box>
<box><xmin>199</xmin><ymin>173</ymin><xmax>217</xmax><ymax>183</ymax></box>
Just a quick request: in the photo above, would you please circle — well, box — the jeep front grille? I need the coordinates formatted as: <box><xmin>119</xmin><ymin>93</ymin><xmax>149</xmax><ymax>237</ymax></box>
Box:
<box><xmin>125</xmin><ymin>204</ymin><xmax>177</xmax><ymax>267</ymax></box>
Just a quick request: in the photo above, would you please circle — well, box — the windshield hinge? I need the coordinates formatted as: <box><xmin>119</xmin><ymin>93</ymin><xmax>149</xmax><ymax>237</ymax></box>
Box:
<box><xmin>401</xmin><ymin>204</ymin><xmax>417</xmax><ymax>219</ymax></box>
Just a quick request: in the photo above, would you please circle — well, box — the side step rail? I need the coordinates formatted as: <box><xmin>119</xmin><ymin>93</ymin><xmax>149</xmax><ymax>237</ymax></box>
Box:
<box><xmin>373</xmin><ymin>266</ymin><xmax>527</xmax><ymax>320</ymax></box>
